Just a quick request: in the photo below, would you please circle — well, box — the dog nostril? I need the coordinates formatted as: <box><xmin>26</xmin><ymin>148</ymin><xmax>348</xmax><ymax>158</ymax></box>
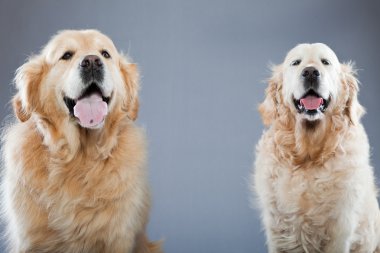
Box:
<box><xmin>302</xmin><ymin>70</ymin><xmax>309</xmax><ymax>77</ymax></box>
<box><xmin>313</xmin><ymin>70</ymin><xmax>320</xmax><ymax>77</ymax></box>
<box><xmin>94</xmin><ymin>58</ymin><xmax>103</xmax><ymax>67</ymax></box>
<box><xmin>80</xmin><ymin>59</ymin><xmax>90</xmax><ymax>68</ymax></box>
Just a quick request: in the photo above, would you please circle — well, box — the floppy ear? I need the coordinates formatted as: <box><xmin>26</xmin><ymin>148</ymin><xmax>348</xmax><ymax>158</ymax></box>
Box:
<box><xmin>13</xmin><ymin>55</ymin><xmax>45</xmax><ymax>122</ymax></box>
<box><xmin>258</xmin><ymin>65</ymin><xmax>282</xmax><ymax>126</ymax></box>
<box><xmin>341</xmin><ymin>63</ymin><xmax>365</xmax><ymax>125</ymax></box>
<box><xmin>119</xmin><ymin>55</ymin><xmax>140</xmax><ymax>121</ymax></box>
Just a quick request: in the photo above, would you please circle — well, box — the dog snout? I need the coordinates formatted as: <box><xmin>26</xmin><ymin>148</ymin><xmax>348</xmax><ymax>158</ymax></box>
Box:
<box><xmin>302</xmin><ymin>67</ymin><xmax>320</xmax><ymax>90</ymax></box>
<box><xmin>302</xmin><ymin>67</ymin><xmax>320</xmax><ymax>80</ymax></box>
<box><xmin>80</xmin><ymin>55</ymin><xmax>104</xmax><ymax>84</ymax></box>
<box><xmin>80</xmin><ymin>55</ymin><xmax>103</xmax><ymax>70</ymax></box>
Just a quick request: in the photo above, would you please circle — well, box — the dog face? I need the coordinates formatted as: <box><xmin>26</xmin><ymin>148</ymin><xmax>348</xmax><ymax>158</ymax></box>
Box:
<box><xmin>260</xmin><ymin>43</ymin><xmax>364</xmax><ymax>126</ymax></box>
<box><xmin>282</xmin><ymin>43</ymin><xmax>341</xmax><ymax>121</ymax></box>
<box><xmin>13</xmin><ymin>30</ymin><xmax>139</xmax><ymax>129</ymax></box>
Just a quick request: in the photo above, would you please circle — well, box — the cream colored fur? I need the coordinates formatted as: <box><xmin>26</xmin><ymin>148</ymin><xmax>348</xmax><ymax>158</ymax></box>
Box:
<box><xmin>252</xmin><ymin>43</ymin><xmax>380</xmax><ymax>252</ymax></box>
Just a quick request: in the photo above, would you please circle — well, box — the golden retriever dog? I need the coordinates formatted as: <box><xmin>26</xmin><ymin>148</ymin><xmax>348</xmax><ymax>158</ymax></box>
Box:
<box><xmin>252</xmin><ymin>43</ymin><xmax>380</xmax><ymax>252</ymax></box>
<box><xmin>1</xmin><ymin>30</ymin><xmax>162</xmax><ymax>253</ymax></box>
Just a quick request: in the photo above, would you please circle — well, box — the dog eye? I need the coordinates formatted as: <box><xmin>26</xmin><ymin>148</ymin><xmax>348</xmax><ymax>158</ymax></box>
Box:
<box><xmin>60</xmin><ymin>51</ymin><xmax>74</xmax><ymax>60</ymax></box>
<box><xmin>291</xmin><ymin>60</ymin><xmax>301</xmax><ymax>66</ymax></box>
<box><xmin>321</xmin><ymin>59</ymin><xmax>330</xmax><ymax>65</ymax></box>
<box><xmin>101</xmin><ymin>50</ymin><xmax>111</xmax><ymax>59</ymax></box>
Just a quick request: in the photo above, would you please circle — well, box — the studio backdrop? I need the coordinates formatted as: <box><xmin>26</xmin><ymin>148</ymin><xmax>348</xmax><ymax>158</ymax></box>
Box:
<box><xmin>0</xmin><ymin>1</ymin><xmax>379</xmax><ymax>252</ymax></box>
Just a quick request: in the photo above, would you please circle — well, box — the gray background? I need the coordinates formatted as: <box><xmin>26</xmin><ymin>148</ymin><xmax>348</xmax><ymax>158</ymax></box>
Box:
<box><xmin>0</xmin><ymin>0</ymin><xmax>379</xmax><ymax>252</ymax></box>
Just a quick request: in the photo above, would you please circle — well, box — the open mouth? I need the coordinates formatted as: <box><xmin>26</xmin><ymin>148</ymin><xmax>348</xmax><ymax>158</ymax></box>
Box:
<box><xmin>63</xmin><ymin>83</ymin><xmax>111</xmax><ymax>128</ymax></box>
<box><xmin>293</xmin><ymin>90</ymin><xmax>330</xmax><ymax>115</ymax></box>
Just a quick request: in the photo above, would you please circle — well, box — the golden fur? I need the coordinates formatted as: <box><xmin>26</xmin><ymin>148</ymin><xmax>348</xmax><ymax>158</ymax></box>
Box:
<box><xmin>1</xmin><ymin>30</ymin><xmax>162</xmax><ymax>253</ymax></box>
<box><xmin>252</xmin><ymin>43</ymin><xmax>380</xmax><ymax>252</ymax></box>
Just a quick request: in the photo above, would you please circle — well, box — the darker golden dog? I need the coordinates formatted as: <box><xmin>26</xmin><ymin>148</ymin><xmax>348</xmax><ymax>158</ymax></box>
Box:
<box><xmin>2</xmin><ymin>30</ymin><xmax>162</xmax><ymax>253</ymax></box>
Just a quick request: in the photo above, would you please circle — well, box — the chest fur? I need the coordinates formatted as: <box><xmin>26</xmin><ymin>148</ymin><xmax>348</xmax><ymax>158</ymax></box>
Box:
<box><xmin>265</xmin><ymin>160</ymin><xmax>356</xmax><ymax>251</ymax></box>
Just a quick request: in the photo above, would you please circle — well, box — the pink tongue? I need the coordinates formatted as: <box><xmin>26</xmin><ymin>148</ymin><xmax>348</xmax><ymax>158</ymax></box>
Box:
<box><xmin>300</xmin><ymin>96</ymin><xmax>323</xmax><ymax>110</ymax></box>
<box><xmin>73</xmin><ymin>93</ymin><xmax>108</xmax><ymax>128</ymax></box>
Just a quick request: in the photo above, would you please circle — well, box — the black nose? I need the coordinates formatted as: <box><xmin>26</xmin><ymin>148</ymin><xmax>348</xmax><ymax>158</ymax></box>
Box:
<box><xmin>302</xmin><ymin>67</ymin><xmax>320</xmax><ymax>91</ymax></box>
<box><xmin>80</xmin><ymin>55</ymin><xmax>103</xmax><ymax>70</ymax></box>
<box><xmin>302</xmin><ymin>67</ymin><xmax>320</xmax><ymax>80</ymax></box>
<box><xmin>80</xmin><ymin>55</ymin><xmax>104</xmax><ymax>84</ymax></box>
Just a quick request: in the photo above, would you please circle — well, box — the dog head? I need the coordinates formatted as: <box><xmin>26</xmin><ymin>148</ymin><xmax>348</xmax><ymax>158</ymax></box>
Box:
<box><xmin>13</xmin><ymin>29</ymin><xmax>139</xmax><ymax>129</ymax></box>
<box><xmin>259</xmin><ymin>43</ymin><xmax>364</xmax><ymax>127</ymax></box>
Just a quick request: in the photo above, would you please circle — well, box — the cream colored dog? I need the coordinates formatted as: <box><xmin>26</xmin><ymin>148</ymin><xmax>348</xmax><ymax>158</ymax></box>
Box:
<box><xmin>1</xmin><ymin>30</ymin><xmax>161</xmax><ymax>253</ymax></box>
<box><xmin>253</xmin><ymin>43</ymin><xmax>380</xmax><ymax>252</ymax></box>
